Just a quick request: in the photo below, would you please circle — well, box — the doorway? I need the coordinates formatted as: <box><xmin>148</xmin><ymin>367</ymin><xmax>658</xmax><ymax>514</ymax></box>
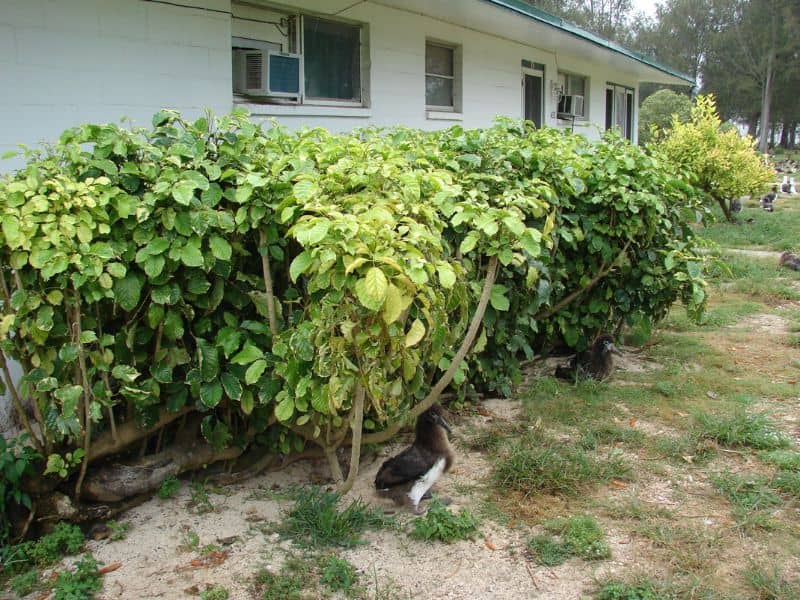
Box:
<box><xmin>523</xmin><ymin>68</ymin><xmax>543</xmax><ymax>128</ymax></box>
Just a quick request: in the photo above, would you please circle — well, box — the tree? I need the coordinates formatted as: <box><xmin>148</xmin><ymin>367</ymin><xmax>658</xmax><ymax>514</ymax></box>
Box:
<box><xmin>638</xmin><ymin>89</ymin><xmax>693</xmax><ymax>144</ymax></box>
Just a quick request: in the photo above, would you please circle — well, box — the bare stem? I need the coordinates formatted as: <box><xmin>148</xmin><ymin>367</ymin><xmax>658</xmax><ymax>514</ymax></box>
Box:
<box><xmin>72</xmin><ymin>287</ymin><xmax>93</xmax><ymax>499</ymax></box>
<box><xmin>258</xmin><ymin>228</ymin><xmax>278</xmax><ymax>337</ymax></box>
<box><xmin>337</xmin><ymin>383</ymin><xmax>365</xmax><ymax>494</ymax></box>
<box><xmin>362</xmin><ymin>255</ymin><xmax>499</xmax><ymax>445</ymax></box>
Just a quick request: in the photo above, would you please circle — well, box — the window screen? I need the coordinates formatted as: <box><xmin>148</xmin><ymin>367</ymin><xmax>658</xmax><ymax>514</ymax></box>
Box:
<box><xmin>304</xmin><ymin>16</ymin><xmax>361</xmax><ymax>101</ymax></box>
<box><xmin>425</xmin><ymin>43</ymin><xmax>455</xmax><ymax>108</ymax></box>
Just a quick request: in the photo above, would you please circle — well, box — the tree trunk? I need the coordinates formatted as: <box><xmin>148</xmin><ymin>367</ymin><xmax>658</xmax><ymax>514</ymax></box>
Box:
<box><xmin>757</xmin><ymin>31</ymin><xmax>776</xmax><ymax>153</ymax></box>
<box><xmin>717</xmin><ymin>196</ymin><xmax>733</xmax><ymax>223</ymax></box>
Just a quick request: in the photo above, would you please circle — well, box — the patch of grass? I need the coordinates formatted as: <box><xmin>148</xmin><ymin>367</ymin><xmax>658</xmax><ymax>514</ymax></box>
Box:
<box><xmin>522</xmin><ymin>378</ymin><xmax>618</xmax><ymax>427</ymax></box>
<box><xmin>662</xmin><ymin>297</ymin><xmax>764</xmax><ymax>331</ymax></box>
<box><xmin>595</xmin><ymin>579</ymin><xmax>669</xmax><ymax>600</ymax></box>
<box><xmin>279</xmin><ymin>486</ymin><xmax>390</xmax><ymax>548</ymax></box>
<box><xmin>106</xmin><ymin>520</ymin><xmax>130</xmax><ymax>541</ymax></box>
<box><xmin>26</xmin><ymin>522</ymin><xmax>85</xmax><ymax>567</ymax></box>
<box><xmin>493</xmin><ymin>432</ymin><xmax>630</xmax><ymax>498</ymax></box>
<box><xmin>743</xmin><ymin>563</ymin><xmax>800</xmax><ymax>600</ymax></box>
<box><xmin>578</xmin><ymin>422</ymin><xmax>646</xmax><ymax>450</ymax></box>
<box><xmin>527</xmin><ymin>515</ymin><xmax>610</xmax><ymax>566</ymax></box>
<box><xmin>10</xmin><ymin>569</ymin><xmax>40</xmax><ymax>597</ymax></box>
<box><xmin>772</xmin><ymin>470</ymin><xmax>800</xmax><ymax>497</ymax></box>
<box><xmin>652</xmin><ymin>434</ymin><xmax>717</xmax><ymax>465</ymax></box>
<box><xmin>634</xmin><ymin>524</ymin><xmax>722</xmax><ymax>577</ymax></box>
<box><xmin>254</xmin><ymin>556</ymin><xmax>311</xmax><ymax>600</ymax></box>
<box><xmin>157</xmin><ymin>475</ymin><xmax>181</xmax><ymax>499</ymax></box>
<box><xmin>320</xmin><ymin>555</ymin><xmax>359</xmax><ymax>594</ymax></box>
<box><xmin>711</xmin><ymin>472</ymin><xmax>782</xmax><ymax>511</ymax></box>
<box><xmin>706</xmin><ymin>252</ymin><xmax>800</xmax><ymax>302</ymax></box>
<box><xmin>409</xmin><ymin>500</ymin><xmax>480</xmax><ymax>543</ymax></box>
<box><xmin>52</xmin><ymin>553</ymin><xmax>102</xmax><ymax>600</ymax></box>
<box><xmin>200</xmin><ymin>584</ymin><xmax>230</xmax><ymax>600</ymax></box>
<box><xmin>180</xmin><ymin>529</ymin><xmax>200</xmax><ymax>552</ymax></box>
<box><xmin>596</xmin><ymin>498</ymin><xmax>674</xmax><ymax>522</ymax></box>
<box><xmin>693</xmin><ymin>411</ymin><xmax>790</xmax><ymax>450</ymax></box>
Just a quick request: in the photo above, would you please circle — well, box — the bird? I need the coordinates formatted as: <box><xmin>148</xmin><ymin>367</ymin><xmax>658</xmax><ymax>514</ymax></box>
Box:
<box><xmin>374</xmin><ymin>405</ymin><xmax>454</xmax><ymax>514</ymax></box>
<box><xmin>761</xmin><ymin>186</ymin><xmax>777</xmax><ymax>212</ymax></box>
<box><xmin>554</xmin><ymin>334</ymin><xmax>623</xmax><ymax>382</ymax></box>
<box><xmin>730</xmin><ymin>198</ymin><xmax>742</xmax><ymax>214</ymax></box>
<box><xmin>780</xmin><ymin>175</ymin><xmax>796</xmax><ymax>194</ymax></box>
<box><xmin>779</xmin><ymin>251</ymin><xmax>800</xmax><ymax>271</ymax></box>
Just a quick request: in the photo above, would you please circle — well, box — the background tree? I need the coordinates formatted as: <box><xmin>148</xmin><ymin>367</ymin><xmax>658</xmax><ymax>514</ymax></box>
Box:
<box><xmin>638</xmin><ymin>89</ymin><xmax>693</xmax><ymax>144</ymax></box>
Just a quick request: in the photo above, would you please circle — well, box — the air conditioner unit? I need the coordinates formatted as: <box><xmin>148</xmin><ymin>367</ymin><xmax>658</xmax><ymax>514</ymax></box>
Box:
<box><xmin>557</xmin><ymin>94</ymin><xmax>584</xmax><ymax>118</ymax></box>
<box><xmin>233</xmin><ymin>49</ymin><xmax>301</xmax><ymax>97</ymax></box>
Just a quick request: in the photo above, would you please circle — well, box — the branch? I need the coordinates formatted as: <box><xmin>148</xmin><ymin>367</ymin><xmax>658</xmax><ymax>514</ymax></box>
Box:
<box><xmin>535</xmin><ymin>240</ymin><xmax>632</xmax><ymax>321</ymax></box>
<box><xmin>0</xmin><ymin>348</ymin><xmax>44</xmax><ymax>453</ymax></box>
<box><xmin>362</xmin><ymin>254</ymin><xmax>499</xmax><ymax>445</ymax></box>
<box><xmin>72</xmin><ymin>287</ymin><xmax>93</xmax><ymax>498</ymax></box>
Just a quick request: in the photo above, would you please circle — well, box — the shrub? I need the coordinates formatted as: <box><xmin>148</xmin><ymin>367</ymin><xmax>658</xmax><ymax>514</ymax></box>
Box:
<box><xmin>409</xmin><ymin>500</ymin><xmax>480</xmax><ymax>543</ymax></box>
<box><xmin>655</xmin><ymin>94</ymin><xmax>774</xmax><ymax>221</ymax></box>
<box><xmin>52</xmin><ymin>553</ymin><xmax>102</xmax><ymax>600</ymax></box>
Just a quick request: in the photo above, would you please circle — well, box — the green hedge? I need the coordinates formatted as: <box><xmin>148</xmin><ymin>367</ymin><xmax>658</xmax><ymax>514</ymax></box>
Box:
<box><xmin>0</xmin><ymin>111</ymin><xmax>706</xmax><ymax>481</ymax></box>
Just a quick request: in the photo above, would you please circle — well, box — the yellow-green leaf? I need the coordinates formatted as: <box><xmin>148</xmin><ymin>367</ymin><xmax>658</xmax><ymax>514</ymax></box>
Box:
<box><xmin>382</xmin><ymin>283</ymin><xmax>403</xmax><ymax>324</ymax></box>
<box><xmin>404</xmin><ymin>318</ymin><xmax>426</xmax><ymax>348</ymax></box>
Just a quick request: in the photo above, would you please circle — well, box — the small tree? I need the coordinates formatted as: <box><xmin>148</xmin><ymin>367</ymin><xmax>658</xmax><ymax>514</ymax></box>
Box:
<box><xmin>638</xmin><ymin>89</ymin><xmax>692</xmax><ymax>144</ymax></box>
<box><xmin>655</xmin><ymin>94</ymin><xmax>774</xmax><ymax>222</ymax></box>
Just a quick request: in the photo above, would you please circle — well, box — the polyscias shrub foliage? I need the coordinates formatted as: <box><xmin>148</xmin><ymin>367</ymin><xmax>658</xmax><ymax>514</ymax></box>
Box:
<box><xmin>0</xmin><ymin>110</ymin><xmax>706</xmax><ymax>489</ymax></box>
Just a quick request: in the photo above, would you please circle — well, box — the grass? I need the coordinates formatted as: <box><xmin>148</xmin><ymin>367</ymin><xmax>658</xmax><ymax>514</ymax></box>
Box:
<box><xmin>578</xmin><ymin>422</ymin><xmax>646</xmax><ymax>450</ymax></box>
<box><xmin>743</xmin><ymin>563</ymin><xmax>800</xmax><ymax>599</ymax></box>
<box><xmin>760</xmin><ymin>449</ymin><xmax>800</xmax><ymax>471</ymax></box>
<box><xmin>711</xmin><ymin>472</ymin><xmax>783</xmax><ymax>511</ymax></box>
<box><xmin>527</xmin><ymin>515</ymin><xmax>610</xmax><ymax>566</ymax></box>
<box><xmin>699</xmin><ymin>202</ymin><xmax>800</xmax><ymax>253</ymax></box>
<box><xmin>278</xmin><ymin>486</ymin><xmax>391</xmax><ymax>548</ymax></box>
<box><xmin>200</xmin><ymin>584</ymin><xmax>230</xmax><ymax>600</ymax></box>
<box><xmin>493</xmin><ymin>432</ymin><xmax>630</xmax><ymax>498</ymax></box>
<box><xmin>705</xmin><ymin>252</ymin><xmax>800</xmax><ymax>302</ymax></box>
<box><xmin>595</xmin><ymin>578</ymin><xmax>672</xmax><ymax>600</ymax></box>
<box><xmin>157</xmin><ymin>475</ymin><xmax>181</xmax><ymax>499</ymax></box>
<box><xmin>319</xmin><ymin>555</ymin><xmax>359</xmax><ymax>594</ymax></box>
<box><xmin>253</xmin><ymin>557</ymin><xmax>308</xmax><ymax>600</ymax></box>
<box><xmin>693</xmin><ymin>411</ymin><xmax>790</xmax><ymax>450</ymax></box>
<box><xmin>409</xmin><ymin>499</ymin><xmax>480</xmax><ymax>543</ymax></box>
<box><xmin>107</xmin><ymin>520</ymin><xmax>130</xmax><ymax>541</ymax></box>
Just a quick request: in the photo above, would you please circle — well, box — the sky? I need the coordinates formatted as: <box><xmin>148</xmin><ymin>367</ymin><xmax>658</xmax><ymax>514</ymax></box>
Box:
<box><xmin>631</xmin><ymin>0</ymin><xmax>660</xmax><ymax>18</ymax></box>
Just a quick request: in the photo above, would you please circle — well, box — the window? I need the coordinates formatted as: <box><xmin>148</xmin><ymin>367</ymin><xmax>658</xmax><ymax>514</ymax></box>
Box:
<box><xmin>426</xmin><ymin>42</ymin><xmax>460</xmax><ymax>111</ymax></box>
<box><xmin>605</xmin><ymin>84</ymin><xmax>634</xmax><ymax>141</ymax></box>
<box><xmin>557</xmin><ymin>72</ymin><xmax>587</xmax><ymax>118</ymax></box>
<box><xmin>303</xmin><ymin>17</ymin><xmax>361</xmax><ymax>102</ymax></box>
<box><xmin>231</xmin><ymin>3</ymin><xmax>367</xmax><ymax>107</ymax></box>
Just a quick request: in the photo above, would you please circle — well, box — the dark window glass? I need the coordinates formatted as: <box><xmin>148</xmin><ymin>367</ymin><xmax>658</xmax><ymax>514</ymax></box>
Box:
<box><xmin>304</xmin><ymin>16</ymin><xmax>360</xmax><ymax>101</ymax></box>
<box><xmin>426</xmin><ymin>43</ymin><xmax>455</xmax><ymax>107</ymax></box>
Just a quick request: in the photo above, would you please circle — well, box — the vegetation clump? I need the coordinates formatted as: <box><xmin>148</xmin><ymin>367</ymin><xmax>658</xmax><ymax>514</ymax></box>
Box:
<box><xmin>527</xmin><ymin>514</ymin><xmax>611</xmax><ymax>566</ymax></box>
<box><xmin>409</xmin><ymin>499</ymin><xmax>480</xmax><ymax>543</ymax></box>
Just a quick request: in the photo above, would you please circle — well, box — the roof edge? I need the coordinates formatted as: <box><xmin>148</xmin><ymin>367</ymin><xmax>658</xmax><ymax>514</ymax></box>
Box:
<box><xmin>483</xmin><ymin>0</ymin><xmax>695</xmax><ymax>85</ymax></box>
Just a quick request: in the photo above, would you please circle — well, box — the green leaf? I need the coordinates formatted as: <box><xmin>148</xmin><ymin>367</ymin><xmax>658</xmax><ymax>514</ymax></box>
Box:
<box><xmin>245</xmin><ymin>359</ymin><xmax>267</xmax><ymax>385</ymax></box>
<box><xmin>404</xmin><ymin>319</ymin><xmax>426</xmax><ymax>348</ymax></box>
<box><xmin>436</xmin><ymin>263</ymin><xmax>457</xmax><ymax>289</ymax></box>
<box><xmin>200</xmin><ymin>415</ymin><xmax>231</xmax><ymax>450</ymax></box>
<box><xmin>231</xmin><ymin>342</ymin><xmax>263</xmax><ymax>365</ymax></box>
<box><xmin>179</xmin><ymin>239</ymin><xmax>204</xmax><ymax>268</ymax></box>
<box><xmin>197</xmin><ymin>338</ymin><xmax>219</xmax><ymax>382</ymax></box>
<box><xmin>293</xmin><ymin>179</ymin><xmax>318</xmax><ymax>201</ymax></box>
<box><xmin>240</xmin><ymin>390</ymin><xmax>254</xmax><ymax>415</ymax></box>
<box><xmin>199</xmin><ymin>380</ymin><xmax>223</xmax><ymax>408</ymax></box>
<box><xmin>275</xmin><ymin>396</ymin><xmax>294</xmax><ymax>422</ymax></box>
<box><xmin>355</xmin><ymin>267</ymin><xmax>388</xmax><ymax>311</ymax></box>
<box><xmin>216</xmin><ymin>327</ymin><xmax>242</xmax><ymax>358</ymax></box>
<box><xmin>163</xmin><ymin>309</ymin><xmax>184</xmax><ymax>341</ymax></box>
<box><xmin>289</xmin><ymin>250</ymin><xmax>313</xmax><ymax>282</ymax></box>
<box><xmin>172</xmin><ymin>181</ymin><xmax>196</xmax><ymax>205</ymax></box>
<box><xmin>111</xmin><ymin>365</ymin><xmax>139</xmax><ymax>383</ymax></box>
<box><xmin>489</xmin><ymin>284</ymin><xmax>510</xmax><ymax>311</ymax></box>
<box><xmin>221</xmin><ymin>372</ymin><xmax>242</xmax><ymax>401</ymax></box>
<box><xmin>382</xmin><ymin>283</ymin><xmax>404</xmax><ymax>325</ymax></box>
<box><xmin>143</xmin><ymin>255</ymin><xmax>166</xmax><ymax>278</ymax></box>
<box><xmin>209</xmin><ymin>235</ymin><xmax>232</xmax><ymax>261</ymax></box>
<box><xmin>114</xmin><ymin>272</ymin><xmax>143</xmax><ymax>311</ymax></box>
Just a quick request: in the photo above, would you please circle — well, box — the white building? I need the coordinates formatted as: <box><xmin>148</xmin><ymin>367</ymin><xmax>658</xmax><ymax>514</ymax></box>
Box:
<box><xmin>0</xmin><ymin>0</ymin><xmax>693</xmax><ymax>174</ymax></box>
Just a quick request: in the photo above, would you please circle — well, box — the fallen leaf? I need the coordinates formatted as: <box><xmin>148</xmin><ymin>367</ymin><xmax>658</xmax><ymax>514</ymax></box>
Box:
<box><xmin>98</xmin><ymin>562</ymin><xmax>122</xmax><ymax>575</ymax></box>
<box><xmin>788</xmin><ymin>380</ymin><xmax>797</xmax><ymax>385</ymax></box>
<box><xmin>629</xmin><ymin>417</ymin><xmax>637</xmax><ymax>428</ymax></box>
<box><xmin>611</xmin><ymin>480</ymin><xmax>628</xmax><ymax>489</ymax></box>
<box><xmin>485</xmin><ymin>539</ymin><xmax>496</xmax><ymax>551</ymax></box>
<box><xmin>682</xmin><ymin>455</ymin><xmax>694</xmax><ymax>464</ymax></box>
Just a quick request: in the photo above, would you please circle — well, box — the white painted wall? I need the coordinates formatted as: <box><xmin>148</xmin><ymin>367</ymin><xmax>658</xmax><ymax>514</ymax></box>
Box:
<box><xmin>0</xmin><ymin>0</ymin><xmax>643</xmax><ymax>175</ymax></box>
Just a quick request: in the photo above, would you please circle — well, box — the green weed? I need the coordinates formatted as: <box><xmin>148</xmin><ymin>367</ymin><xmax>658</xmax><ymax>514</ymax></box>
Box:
<box><xmin>52</xmin><ymin>553</ymin><xmax>102</xmax><ymax>600</ymax></box>
<box><xmin>279</xmin><ymin>486</ymin><xmax>390</xmax><ymax>548</ymax></box>
<box><xmin>320</xmin><ymin>555</ymin><xmax>359</xmax><ymax>594</ymax></box>
<box><xmin>200</xmin><ymin>584</ymin><xmax>230</xmax><ymax>600</ymax></box>
<box><xmin>578</xmin><ymin>422</ymin><xmax>646</xmax><ymax>450</ymax></box>
<box><xmin>253</xmin><ymin>556</ymin><xmax>309</xmax><ymax>600</ymax></box>
<box><xmin>595</xmin><ymin>579</ymin><xmax>669</xmax><ymax>600</ymax></box>
<box><xmin>106</xmin><ymin>520</ymin><xmax>130</xmax><ymax>541</ymax></box>
<box><xmin>157</xmin><ymin>475</ymin><xmax>181</xmax><ymax>499</ymax></box>
<box><xmin>27</xmin><ymin>522</ymin><xmax>85</xmax><ymax>567</ymax></box>
<box><xmin>409</xmin><ymin>500</ymin><xmax>480</xmax><ymax>543</ymax></box>
<box><xmin>10</xmin><ymin>569</ymin><xmax>40</xmax><ymax>597</ymax></box>
<box><xmin>772</xmin><ymin>470</ymin><xmax>800</xmax><ymax>497</ymax></box>
<box><xmin>187</xmin><ymin>480</ymin><xmax>216</xmax><ymax>514</ymax></box>
<box><xmin>527</xmin><ymin>515</ymin><xmax>610</xmax><ymax>566</ymax></box>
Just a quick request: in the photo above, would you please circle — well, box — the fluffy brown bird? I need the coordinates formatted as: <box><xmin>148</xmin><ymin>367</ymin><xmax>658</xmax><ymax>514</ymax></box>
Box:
<box><xmin>374</xmin><ymin>405</ymin><xmax>454</xmax><ymax>514</ymax></box>
<box><xmin>554</xmin><ymin>334</ymin><xmax>622</xmax><ymax>381</ymax></box>
<box><xmin>779</xmin><ymin>251</ymin><xmax>800</xmax><ymax>271</ymax></box>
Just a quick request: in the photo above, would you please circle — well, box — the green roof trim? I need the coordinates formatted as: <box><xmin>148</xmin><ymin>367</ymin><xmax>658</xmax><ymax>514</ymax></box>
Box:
<box><xmin>482</xmin><ymin>0</ymin><xmax>695</xmax><ymax>84</ymax></box>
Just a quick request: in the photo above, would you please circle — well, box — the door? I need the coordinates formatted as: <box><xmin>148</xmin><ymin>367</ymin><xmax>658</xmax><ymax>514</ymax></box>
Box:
<box><xmin>523</xmin><ymin>69</ymin><xmax>543</xmax><ymax>128</ymax></box>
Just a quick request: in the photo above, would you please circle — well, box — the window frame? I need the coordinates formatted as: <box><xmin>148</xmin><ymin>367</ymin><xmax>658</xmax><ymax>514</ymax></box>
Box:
<box><xmin>557</xmin><ymin>71</ymin><xmax>588</xmax><ymax>120</ymax></box>
<box><xmin>231</xmin><ymin>3</ymin><xmax>369</xmax><ymax>109</ymax></box>
<box><xmin>425</xmin><ymin>40</ymin><xmax>462</xmax><ymax>113</ymax></box>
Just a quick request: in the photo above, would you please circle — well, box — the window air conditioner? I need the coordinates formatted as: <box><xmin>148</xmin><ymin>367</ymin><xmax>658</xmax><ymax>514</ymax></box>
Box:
<box><xmin>233</xmin><ymin>49</ymin><xmax>301</xmax><ymax>97</ymax></box>
<box><xmin>557</xmin><ymin>94</ymin><xmax>584</xmax><ymax>118</ymax></box>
